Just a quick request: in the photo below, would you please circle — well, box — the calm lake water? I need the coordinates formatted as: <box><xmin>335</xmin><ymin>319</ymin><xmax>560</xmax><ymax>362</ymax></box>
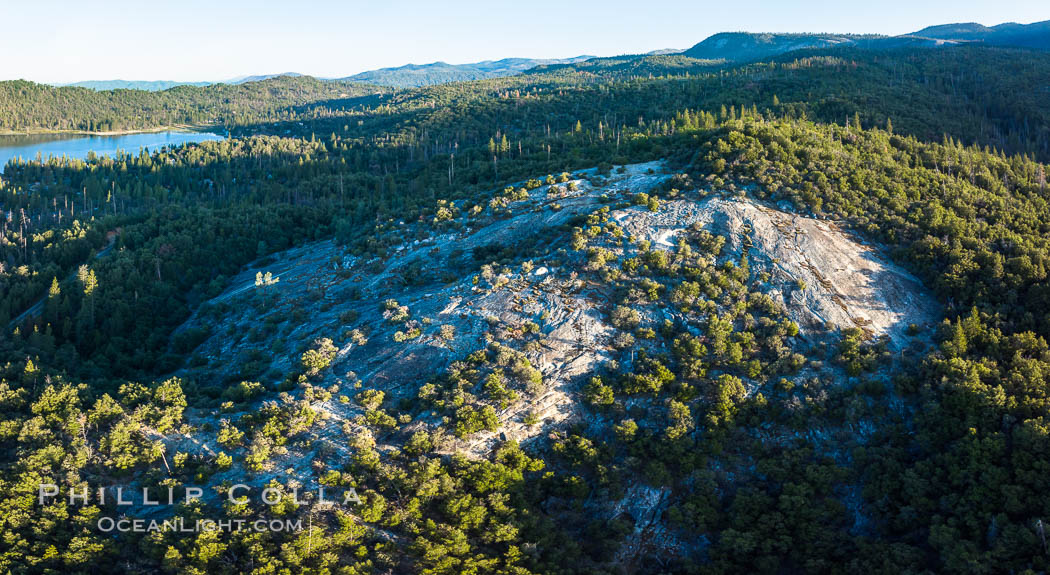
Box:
<box><xmin>0</xmin><ymin>130</ymin><xmax>226</xmax><ymax>173</ymax></box>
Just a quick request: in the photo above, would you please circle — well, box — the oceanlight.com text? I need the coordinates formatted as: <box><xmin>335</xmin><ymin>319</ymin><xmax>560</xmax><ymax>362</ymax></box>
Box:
<box><xmin>97</xmin><ymin>517</ymin><xmax>304</xmax><ymax>533</ymax></box>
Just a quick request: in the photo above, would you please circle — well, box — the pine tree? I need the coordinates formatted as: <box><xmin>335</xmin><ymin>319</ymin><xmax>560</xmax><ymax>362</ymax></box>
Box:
<box><xmin>77</xmin><ymin>265</ymin><xmax>98</xmax><ymax>325</ymax></box>
<box><xmin>77</xmin><ymin>265</ymin><xmax>97</xmax><ymax>297</ymax></box>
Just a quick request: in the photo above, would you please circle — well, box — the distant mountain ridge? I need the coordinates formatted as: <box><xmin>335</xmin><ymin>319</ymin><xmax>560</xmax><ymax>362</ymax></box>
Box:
<box><xmin>58</xmin><ymin>58</ymin><xmax>594</xmax><ymax>92</ymax></box>
<box><xmin>683</xmin><ymin>32</ymin><xmax>865</xmax><ymax>61</ymax></box>
<box><xmin>63</xmin><ymin>79</ymin><xmax>213</xmax><ymax>91</ymax></box>
<box><xmin>55</xmin><ymin>19</ymin><xmax>1050</xmax><ymax>93</ymax></box>
<box><xmin>340</xmin><ymin>56</ymin><xmax>594</xmax><ymax>87</ymax></box>
<box><xmin>681</xmin><ymin>32</ymin><xmax>962</xmax><ymax>62</ymax></box>
<box><xmin>912</xmin><ymin>20</ymin><xmax>1050</xmax><ymax>50</ymax></box>
<box><xmin>224</xmin><ymin>72</ymin><xmax>304</xmax><ymax>85</ymax></box>
<box><xmin>681</xmin><ymin>20</ymin><xmax>1050</xmax><ymax>63</ymax></box>
<box><xmin>63</xmin><ymin>74</ymin><xmax>303</xmax><ymax>92</ymax></box>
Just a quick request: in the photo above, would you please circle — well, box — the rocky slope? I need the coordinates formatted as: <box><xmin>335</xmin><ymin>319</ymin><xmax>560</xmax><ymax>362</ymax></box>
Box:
<box><xmin>160</xmin><ymin>162</ymin><xmax>939</xmax><ymax>557</ymax></box>
<box><xmin>614</xmin><ymin>195</ymin><xmax>936</xmax><ymax>347</ymax></box>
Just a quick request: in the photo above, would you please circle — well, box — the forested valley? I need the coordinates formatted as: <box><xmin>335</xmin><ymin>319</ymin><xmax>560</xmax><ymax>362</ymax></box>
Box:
<box><xmin>1</xmin><ymin>42</ymin><xmax>1049</xmax><ymax>574</ymax></box>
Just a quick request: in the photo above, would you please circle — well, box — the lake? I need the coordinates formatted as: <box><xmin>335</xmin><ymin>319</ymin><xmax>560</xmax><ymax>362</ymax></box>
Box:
<box><xmin>0</xmin><ymin>130</ymin><xmax>226</xmax><ymax>173</ymax></box>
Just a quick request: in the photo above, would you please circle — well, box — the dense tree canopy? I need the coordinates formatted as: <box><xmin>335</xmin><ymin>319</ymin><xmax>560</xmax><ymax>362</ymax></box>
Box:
<box><xmin>0</xmin><ymin>42</ymin><xmax>1049</xmax><ymax>574</ymax></box>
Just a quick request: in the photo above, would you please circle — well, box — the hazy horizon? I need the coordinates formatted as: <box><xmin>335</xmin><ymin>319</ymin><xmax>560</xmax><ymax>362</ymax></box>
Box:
<box><xmin>5</xmin><ymin>0</ymin><xmax>1048</xmax><ymax>84</ymax></box>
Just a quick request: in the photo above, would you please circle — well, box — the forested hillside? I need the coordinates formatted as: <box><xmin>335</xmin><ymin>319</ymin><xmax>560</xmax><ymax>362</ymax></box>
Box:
<box><xmin>1</xmin><ymin>38</ymin><xmax>1050</xmax><ymax>574</ymax></box>
<box><xmin>8</xmin><ymin>45</ymin><xmax>1050</xmax><ymax>163</ymax></box>
<box><xmin>0</xmin><ymin>76</ymin><xmax>384</xmax><ymax>133</ymax></box>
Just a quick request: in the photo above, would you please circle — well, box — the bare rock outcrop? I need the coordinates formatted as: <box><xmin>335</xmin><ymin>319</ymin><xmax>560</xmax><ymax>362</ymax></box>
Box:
<box><xmin>612</xmin><ymin>196</ymin><xmax>937</xmax><ymax>346</ymax></box>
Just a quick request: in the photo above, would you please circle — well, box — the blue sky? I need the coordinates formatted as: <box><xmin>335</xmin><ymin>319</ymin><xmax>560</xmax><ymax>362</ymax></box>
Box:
<box><xmin>5</xmin><ymin>0</ymin><xmax>1047</xmax><ymax>83</ymax></box>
